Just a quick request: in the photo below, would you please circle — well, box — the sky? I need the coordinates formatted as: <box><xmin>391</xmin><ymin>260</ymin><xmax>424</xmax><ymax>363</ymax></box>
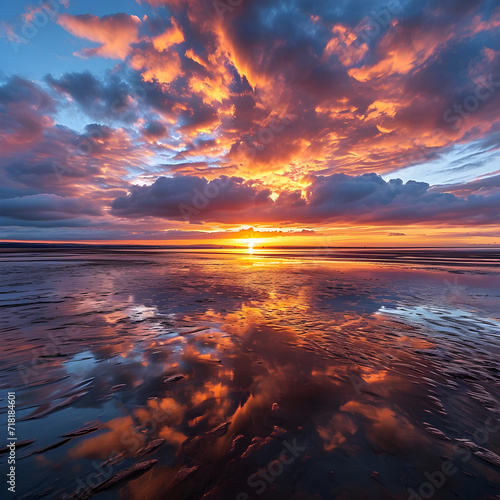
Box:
<box><xmin>0</xmin><ymin>0</ymin><xmax>500</xmax><ymax>247</ymax></box>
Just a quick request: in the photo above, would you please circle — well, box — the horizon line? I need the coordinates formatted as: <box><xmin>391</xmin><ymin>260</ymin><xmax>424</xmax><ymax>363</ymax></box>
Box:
<box><xmin>1</xmin><ymin>241</ymin><xmax>500</xmax><ymax>250</ymax></box>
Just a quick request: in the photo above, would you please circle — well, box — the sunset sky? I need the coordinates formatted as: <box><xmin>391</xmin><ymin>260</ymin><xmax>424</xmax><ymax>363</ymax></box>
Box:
<box><xmin>1</xmin><ymin>0</ymin><xmax>500</xmax><ymax>246</ymax></box>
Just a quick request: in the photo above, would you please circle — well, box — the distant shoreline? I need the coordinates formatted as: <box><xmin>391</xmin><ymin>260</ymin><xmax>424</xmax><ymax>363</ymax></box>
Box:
<box><xmin>1</xmin><ymin>242</ymin><xmax>500</xmax><ymax>250</ymax></box>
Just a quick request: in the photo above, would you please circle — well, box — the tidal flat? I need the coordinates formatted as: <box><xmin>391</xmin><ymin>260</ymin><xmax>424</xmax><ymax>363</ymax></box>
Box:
<box><xmin>0</xmin><ymin>248</ymin><xmax>499</xmax><ymax>499</ymax></box>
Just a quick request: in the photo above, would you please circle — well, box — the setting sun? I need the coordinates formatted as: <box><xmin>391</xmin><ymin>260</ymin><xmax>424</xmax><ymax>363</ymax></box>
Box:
<box><xmin>246</xmin><ymin>238</ymin><xmax>262</xmax><ymax>254</ymax></box>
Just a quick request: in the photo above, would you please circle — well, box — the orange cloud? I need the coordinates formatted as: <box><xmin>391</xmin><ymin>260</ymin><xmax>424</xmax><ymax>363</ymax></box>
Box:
<box><xmin>350</xmin><ymin>7</ymin><xmax>500</xmax><ymax>83</ymax></box>
<box><xmin>58</xmin><ymin>13</ymin><xmax>141</xmax><ymax>59</ymax></box>
<box><xmin>323</xmin><ymin>25</ymin><xmax>369</xmax><ymax>66</ymax></box>
<box><xmin>348</xmin><ymin>27</ymin><xmax>452</xmax><ymax>82</ymax></box>
<box><xmin>129</xmin><ymin>43</ymin><xmax>183</xmax><ymax>84</ymax></box>
<box><xmin>152</xmin><ymin>17</ymin><xmax>184</xmax><ymax>51</ymax></box>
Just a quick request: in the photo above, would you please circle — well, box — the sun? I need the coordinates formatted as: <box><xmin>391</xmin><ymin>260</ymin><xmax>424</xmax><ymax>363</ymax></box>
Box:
<box><xmin>247</xmin><ymin>240</ymin><xmax>255</xmax><ymax>254</ymax></box>
<box><xmin>244</xmin><ymin>237</ymin><xmax>264</xmax><ymax>254</ymax></box>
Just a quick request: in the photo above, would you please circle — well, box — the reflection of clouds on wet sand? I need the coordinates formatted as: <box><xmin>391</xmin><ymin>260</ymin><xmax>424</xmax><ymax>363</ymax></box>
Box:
<box><xmin>317</xmin><ymin>413</ymin><xmax>358</xmax><ymax>452</ymax></box>
<box><xmin>69</xmin><ymin>416</ymin><xmax>145</xmax><ymax>460</ymax></box>
<box><xmin>339</xmin><ymin>401</ymin><xmax>422</xmax><ymax>454</ymax></box>
<box><xmin>1</xmin><ymin>251</ymin><xmax>499</xmax><ymax>498</ymax></box>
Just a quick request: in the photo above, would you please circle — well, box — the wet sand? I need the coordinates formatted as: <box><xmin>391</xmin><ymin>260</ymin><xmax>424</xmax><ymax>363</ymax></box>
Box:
<box><xmin>0</xmin><ymin>249</ymin><xmax>499</xmax><ymax>499</ymax></box>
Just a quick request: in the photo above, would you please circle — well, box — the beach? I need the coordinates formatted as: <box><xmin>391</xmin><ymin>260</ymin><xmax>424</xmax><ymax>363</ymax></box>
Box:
<box><xmin>0</xmin><ymin>248</ymin><xmax>499</xmax><ymax>499</ymax></box>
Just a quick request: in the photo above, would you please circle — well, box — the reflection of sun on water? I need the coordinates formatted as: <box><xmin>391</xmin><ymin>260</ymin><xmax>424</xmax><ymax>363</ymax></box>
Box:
<box><xmin>238</xmin><ymin>237</ymin><xmax>264</xmax><ymax>254</ymax></box>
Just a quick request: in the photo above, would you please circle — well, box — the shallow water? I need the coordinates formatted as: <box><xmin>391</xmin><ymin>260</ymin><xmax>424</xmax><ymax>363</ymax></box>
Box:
<box><xmin>0</xmin><ymin>249</ymin><xmax>499</xmax><ymax>499</ymax></box>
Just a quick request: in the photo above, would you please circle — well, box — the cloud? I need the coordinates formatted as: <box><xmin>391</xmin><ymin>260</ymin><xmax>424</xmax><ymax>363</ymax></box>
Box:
<box><xmin>0</xmin><ymin>76</ymin><xmax>56</xmax><ymax>153</ymax></box>
<box><xmin>0</xmin><ymin>194</ymin><xmax>102</xmax><ymax>223</ymax></box>
<box><xmin>110</xmin><ymin>172</ymin><xmax>500</xmax><ymax>226</ymax></box>
<box><xmin>129</xmin><ymin>0</ymin><xmax>500</xmax><ymax>179</ymax></box>
<box><xmin>58</xmin><ymin>13</ymin><xmax>141</xmax><ymax>59</ymax></box>
<box><xmin>111</xmin><ymin>175</ymin><xmax>272</xmax><ymax>221</ymax></box>
<box><xmin>152</xmin><ymin>17</ymin><xmax>184</xmax><ymax>51</ymax></box>
<box><xmin>0</xmin><ymin>81</ymin><xmax>153</xmax><ymax>203</ymax></box>
<box><xmin>231</xmin><ymin>227</ymin><xmax>316</xmax><ymax>239</ymax></box>
<box><xmin>128</xmin><ymin>40</ymin><xmax>183</xmax><ymax>84</ymax></box>
<box><xmin>45</xmin><ymin>71</ymin><xmax>142</xmax><ymax>124</ymax></box>
<box><xmin>143</xmin><ymin>121</ymin><xmax>167</xmax><ymax>139</ymax></box>
<box><xmin>43</xmin><ymin>1</ymin><xmax>500</xmax><ymax>182</ymax></box>
<box><xmin>434</xmin><ymin>173</ymin><xmax>500</xmax><ymax>197</ymax></box>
